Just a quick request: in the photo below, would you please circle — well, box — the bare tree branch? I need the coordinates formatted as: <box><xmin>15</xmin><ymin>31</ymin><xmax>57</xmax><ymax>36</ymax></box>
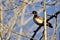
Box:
<box><xmin>47</xmin><ymin>11</ymin><xmax>60</xmax><ymax>21</ymax></box>
<box><xmin>30</xmin><ymin>10</ymin><xmax>60</xmax><ymax>40</ymax></box>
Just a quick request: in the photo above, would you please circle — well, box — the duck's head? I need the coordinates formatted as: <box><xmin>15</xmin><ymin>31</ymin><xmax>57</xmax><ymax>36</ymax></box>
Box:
<box><xmin>31</xmin><ymin>11</ymin><xmax>37</xmax><ymax>15</ymax></box>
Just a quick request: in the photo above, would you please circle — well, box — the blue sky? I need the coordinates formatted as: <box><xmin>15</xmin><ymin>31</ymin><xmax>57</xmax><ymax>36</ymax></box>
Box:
<box><xmin>2</xmin><ymin>0</ymin><xmax>60</xmax><ymax>40</ymax></box>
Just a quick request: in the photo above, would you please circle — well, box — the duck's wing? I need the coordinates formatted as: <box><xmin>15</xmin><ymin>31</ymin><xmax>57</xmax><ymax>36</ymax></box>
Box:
<box><xmin>35</xmin><ymin>16</ymin><xmax>43</xmax><ymax>23</ymax></box>
<box><xmin>37</xmin><ymin>16</ymin><xmax>43</xmax><ymax>20</ymax></box>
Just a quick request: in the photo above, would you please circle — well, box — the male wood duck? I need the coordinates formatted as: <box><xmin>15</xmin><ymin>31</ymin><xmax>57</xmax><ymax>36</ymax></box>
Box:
<box><xmin>31</xmin><ymin>11</ymin><xmax>53</xmax><ymax>28</ymax></box>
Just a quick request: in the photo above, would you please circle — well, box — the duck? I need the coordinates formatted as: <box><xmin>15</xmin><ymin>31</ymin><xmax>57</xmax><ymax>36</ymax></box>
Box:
<box><xmin>31</xmin><ymin>11</ymin><xmax>53</xmax><ymax>28</ymax></box>
<box><xmin>30</xmin><ymin>11</ymin><xmax>53</xmax><ymax>40</ymax></box>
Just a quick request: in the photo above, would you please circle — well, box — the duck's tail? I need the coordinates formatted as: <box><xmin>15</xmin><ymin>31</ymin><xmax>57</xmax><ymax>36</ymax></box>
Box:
<box><xmin>47</xmin><ymin>22</ymin><xmax>53</xmax><ymax>28</ymax></box>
